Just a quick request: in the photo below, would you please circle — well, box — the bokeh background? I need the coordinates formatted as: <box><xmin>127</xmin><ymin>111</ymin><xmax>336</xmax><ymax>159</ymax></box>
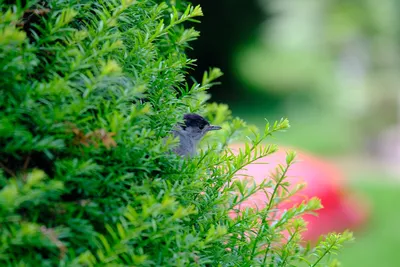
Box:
<box><xmin>189</xmin><ymin>0</ymin><xmax>400</xmax><ymax>266</ymax></box>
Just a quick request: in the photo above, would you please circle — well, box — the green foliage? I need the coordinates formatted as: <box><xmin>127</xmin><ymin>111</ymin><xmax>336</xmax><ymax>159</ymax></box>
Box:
<box><xmin>0</xmin><ymin>0</ymin><xmax>352</xmax><ymax>266</ymax></box>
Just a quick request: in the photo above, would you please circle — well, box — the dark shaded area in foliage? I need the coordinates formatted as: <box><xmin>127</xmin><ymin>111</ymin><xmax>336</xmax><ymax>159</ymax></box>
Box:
<box><xmin>188</xmin><ymin>0</ymin><xmax>265</xmax><ymax>101</ymax></box>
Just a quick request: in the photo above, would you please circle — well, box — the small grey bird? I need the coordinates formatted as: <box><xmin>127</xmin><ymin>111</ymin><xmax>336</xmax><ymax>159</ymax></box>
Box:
<box><xmin>172</xmin><ymin>113</ymin><xmax>222</xmax><ymax>156</ymax></box>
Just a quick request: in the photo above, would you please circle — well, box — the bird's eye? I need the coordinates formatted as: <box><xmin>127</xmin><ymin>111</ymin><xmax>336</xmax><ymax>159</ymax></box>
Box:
<box><xmin>199</xmin><ymin>125</ymin><xmax>204</xmax><ymax>130</ymax></box>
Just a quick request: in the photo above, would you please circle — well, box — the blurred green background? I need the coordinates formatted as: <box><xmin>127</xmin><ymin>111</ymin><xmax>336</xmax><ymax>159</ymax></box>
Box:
<box><xmin>189</xmin><ymin>0</ymin><xmax>400</xmax><ymax>266</ymax></box>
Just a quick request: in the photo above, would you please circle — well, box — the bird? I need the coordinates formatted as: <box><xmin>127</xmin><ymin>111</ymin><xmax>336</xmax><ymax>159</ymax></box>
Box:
<box><xmin>172</xmin><ymin>113</ymin><xmax>222</xmax><ymax>156</ymax></box>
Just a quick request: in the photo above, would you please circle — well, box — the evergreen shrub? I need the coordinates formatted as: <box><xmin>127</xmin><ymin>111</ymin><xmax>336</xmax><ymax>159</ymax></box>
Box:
<box><xmin>0</xmin><ymin>0</ymin><xmax>352</xmax><ymax>266</ymax></box>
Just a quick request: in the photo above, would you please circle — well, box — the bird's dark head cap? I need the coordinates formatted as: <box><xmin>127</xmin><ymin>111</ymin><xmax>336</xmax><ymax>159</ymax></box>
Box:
<box><xmin>182</xmin><ymin>113</ymin><xmax>209</xmax><ymax>130</ymax></box>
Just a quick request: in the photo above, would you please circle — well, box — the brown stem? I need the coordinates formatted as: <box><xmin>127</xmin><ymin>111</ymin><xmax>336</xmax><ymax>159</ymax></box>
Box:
<box><xmin>22</xmin><ymin>154</ymin><xmax>31</xmax><ymax>181</ymax></box>
<box><xmin>0</xmin><ymin>162</ymin><xmax>16</xmax><ymax>177</ymax></box>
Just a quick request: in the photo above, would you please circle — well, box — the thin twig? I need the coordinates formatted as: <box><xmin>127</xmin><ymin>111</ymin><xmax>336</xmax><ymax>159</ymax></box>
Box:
<box><xmin>22</xmin><ymin>154</ymin><xmax>31</xmax><ymax>181</ymax></box>
<box><xmin>25</xmin><ymin>9</ymin><xmax>51</xmax><ymax>15</ymax></box>
<box><xmin>0</xmin><ymin>162</ymin><xmax>16</xmax><ymax>177</ymax></box>
<box><xmin>23</xmin><ymin>154</ymin><xmax>31</xmax><ymax>170</ymax></box>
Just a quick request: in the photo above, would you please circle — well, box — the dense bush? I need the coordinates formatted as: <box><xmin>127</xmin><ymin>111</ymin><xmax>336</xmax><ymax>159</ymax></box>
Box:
<box><xmin>0</xmin><ymin>0</ymin><xmax>352</xmax><ymax>266</ymax></box>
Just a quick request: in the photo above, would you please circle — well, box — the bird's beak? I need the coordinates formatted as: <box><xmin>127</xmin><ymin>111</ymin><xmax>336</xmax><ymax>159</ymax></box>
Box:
<box><xmin>207</xmin><ymin>125</ymin><xmax>222</xmax><ymax>131</ymax></box>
